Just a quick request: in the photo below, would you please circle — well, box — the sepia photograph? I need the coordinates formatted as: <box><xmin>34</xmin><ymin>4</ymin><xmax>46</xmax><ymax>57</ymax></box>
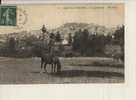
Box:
<box><xmin>0</xmin><ymin>4</ymin><xmax>124</xmax><ymax>84</ymax></box>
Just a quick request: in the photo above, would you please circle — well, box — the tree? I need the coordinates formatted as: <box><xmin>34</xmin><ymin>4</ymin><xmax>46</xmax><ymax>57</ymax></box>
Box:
<box><xmin>72</xmin><ymin>29</ymin><xmax>89</xmax><ymax>56</ymax></box>
<box><xmin>23</xmin><ymin>35</ymin><xmax>39</xmax><ymax>46</ymax></box>
<box><xmin>114</xmin><ymin>25</ymin><xmax>124</xmax><ymax>45</ymax></box>
<box><xmin>80</xmin><ymin>29</ymin><xmax>89</xmax><ymax>55</ymax></box>
<box><xmin>72</xmin><ymin>29</ymin><xmax>82</xmax><ymax>52</ymax></box>
<box><xmin>72</xmin><ymin>29</ymin><xmax>107</xmax><ymax>56</ymax></box>
<box><xmin>113</xmin><ymin>25</ymin><xmax>124</xmax><ymax>61</ymax></box>
<box><xmin>8</xmin><ymin>37</ymin><xmax>16</xmax><ymax>52</ymax></box>
<box><xmin>68</xmin><ymin>33</ymin><xmax>72</xmax><ymax>45</ymax></box>
<box><xmin>55</xmin><ymin>31</ymin><xmax>62</xmax><ymax>42</ymax></box>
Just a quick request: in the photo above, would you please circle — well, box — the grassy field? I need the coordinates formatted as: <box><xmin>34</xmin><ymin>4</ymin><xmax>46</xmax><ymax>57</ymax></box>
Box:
<box><xmin>0</xmin><ymin>57</ymin><xmax>124</xmax><ymax>84</ymax></box>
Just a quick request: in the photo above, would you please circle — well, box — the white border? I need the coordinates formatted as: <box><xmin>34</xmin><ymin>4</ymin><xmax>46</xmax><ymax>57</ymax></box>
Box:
<box><xmin>2</xmin><ymin>0</ymin><xmax>124</xmax><ymax>4</ymax></box>
<box><xmin>0</xmin><ymin>1</ymin><xmax>136</xmax><ymax>100</ymax></box>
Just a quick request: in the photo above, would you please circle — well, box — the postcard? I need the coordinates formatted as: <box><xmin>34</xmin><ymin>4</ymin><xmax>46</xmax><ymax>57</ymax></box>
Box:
<box><xmin>0</xmin><ymin>4</ymin><xmax>125</xmax><ymax>84</ymax></box>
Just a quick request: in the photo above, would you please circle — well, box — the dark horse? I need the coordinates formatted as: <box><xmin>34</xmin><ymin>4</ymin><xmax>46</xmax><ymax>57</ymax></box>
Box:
<box><xmin>40</xmin><ymin>52</ymin><xmax>61</xmax><ymax>73</ymax></box>
<box><xmin>32</xmin><ymin>41</ymin><xmax>61</xmax><ymax>74</ymax></box>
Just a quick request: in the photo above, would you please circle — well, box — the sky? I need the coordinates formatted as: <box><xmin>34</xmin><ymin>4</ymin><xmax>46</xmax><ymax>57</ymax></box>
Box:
<box><xmin>0</xmin><ymin>4</ymin><xmax>124</xmax><ymax>34</ymax></box>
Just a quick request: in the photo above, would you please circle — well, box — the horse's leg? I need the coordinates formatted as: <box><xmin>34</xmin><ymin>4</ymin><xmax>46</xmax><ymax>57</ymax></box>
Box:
<box><xmin>51</xmin><ymin>64</ymin><xmax>54</xmax><ymax>73</ymax></box>
<box><xmin>57</xmin><ymin>60</ymin><xmax>61</xmax><ymax>73</ymax></box>
<box><xmin>44</xmin><ymin>63</ymin><xmax>47</xmax><ymax>73</ymax></box>
<box><xmin>53</xmin><ymin>64</ymin><xmax>55</xmax><ymax>73</ymax></box>
<box><xmin>55</xmin><ymin>63</ymin><xmax>58</xmax><ymax>73</ymax></box>
<box><xmin>41</xmin><ymin>58</ymin><xmax>43</xmax><ymax>69</ymax></box>
<box><xmin>40</xmin><ymin>60</ymin><xmax>44</xmax><ymax>73</ymax></box>
<box><xmin>54</xmin><ymin>63</ymin><xmax>56</xmax><ymax>72</ymax></box>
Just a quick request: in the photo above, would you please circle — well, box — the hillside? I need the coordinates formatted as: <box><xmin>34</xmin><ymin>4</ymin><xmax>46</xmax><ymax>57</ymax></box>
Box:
<box><xmin>0</xmin><ymin>22</ymin><xmax>116</xmax><ymax>41</ymax></box>
<box><xmin>51</xmin><ymin>23</ymin><xmax>116</xmax><ymax>38</ymax></box>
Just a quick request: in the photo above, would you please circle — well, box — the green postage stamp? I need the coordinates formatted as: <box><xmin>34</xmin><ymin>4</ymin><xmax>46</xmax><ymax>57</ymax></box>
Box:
<box><xmin>0</xmin><ymin>6</ymin><xmax>16</xmax><ymax>26</ymax></box>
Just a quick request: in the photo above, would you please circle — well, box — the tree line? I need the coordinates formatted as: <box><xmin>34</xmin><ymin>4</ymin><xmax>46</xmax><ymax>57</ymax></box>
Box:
<box><xmin>72</xmin><ymin>25</ymin><xmax>124</xmax><ymax>58</ymax></box>
<box><xmin>0</xmin><ymin>25</ymin><xmax>124</xmax><ymax>59</ymax></box>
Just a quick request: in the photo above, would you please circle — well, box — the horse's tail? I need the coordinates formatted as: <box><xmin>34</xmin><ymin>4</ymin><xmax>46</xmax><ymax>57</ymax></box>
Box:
<box><xmin>57</xmin><ymin>58</ymin><xmax>61</xmax><ymax>73</ymax></box>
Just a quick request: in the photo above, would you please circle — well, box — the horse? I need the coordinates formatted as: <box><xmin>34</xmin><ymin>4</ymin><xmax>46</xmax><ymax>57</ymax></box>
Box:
<box><xmin>40</xmin><ymin>53</ymin><xmax>61</xmax><ymax>74</ymax></box>
<box><xmin>32</xmin><ymin>38</ymin><xmax>61</xmax><ymax>74</ymax></box>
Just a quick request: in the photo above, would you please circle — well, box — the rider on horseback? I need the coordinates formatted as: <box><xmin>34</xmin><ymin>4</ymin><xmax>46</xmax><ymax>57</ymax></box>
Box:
<box><xmin>40</xmin><ymin>25</ymin><xmax>50</xmax><ymax>51</ymax></box>
<box><xmin>48</xmin><ymin>32</ymin><xmax>56</xmax><ymax>56</ymax></box>
<box><xmin>40</xmin><ymin>25</ymin><xmax>61</xmax><ymax>73</ymax></box>
<box><xmin>41</xmin><ymin>25</ymin><xmax>55</xmax><ymax>54</ymax></box>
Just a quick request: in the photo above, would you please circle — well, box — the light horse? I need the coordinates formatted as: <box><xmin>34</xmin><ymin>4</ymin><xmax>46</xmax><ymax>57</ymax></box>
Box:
<box><xmin>40</xmin><ymin>50</ymin><xmax>61</xmax><ymax>74</ymax></box>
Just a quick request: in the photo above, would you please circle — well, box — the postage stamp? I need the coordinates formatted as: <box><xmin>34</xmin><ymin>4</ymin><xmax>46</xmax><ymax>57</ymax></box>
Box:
<box><xmin>0</xmin><ymin>6</ymin><xmax>16</xmax><ymax>26</ymax></box>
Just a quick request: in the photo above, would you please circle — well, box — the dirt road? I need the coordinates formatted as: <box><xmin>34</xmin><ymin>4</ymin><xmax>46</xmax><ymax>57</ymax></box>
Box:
<box><xmin>0</xmin><ymin>57</ymin><xmax>124</xmax><ymax>84</ymax></box>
